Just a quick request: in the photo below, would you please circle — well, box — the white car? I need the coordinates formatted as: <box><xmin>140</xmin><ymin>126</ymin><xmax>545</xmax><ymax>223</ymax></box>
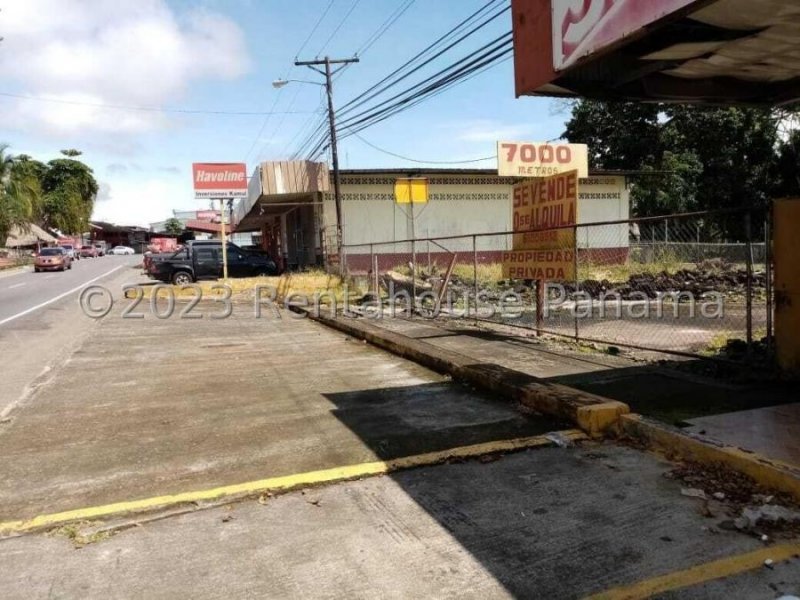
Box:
<box><xmin>110</xmin><ymin>246</ymin><xmax>135</xmax><ymax>255</ymax></box>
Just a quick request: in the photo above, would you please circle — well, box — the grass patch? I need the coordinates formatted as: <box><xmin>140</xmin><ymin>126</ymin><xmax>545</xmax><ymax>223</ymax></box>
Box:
<box><xmin>450</xmin><ymin>262</ymin><xmax>503</xmax><ymax>289</ymax></box>
<box><xmin>50</xmin><ymin>522</ymin><xmax>113</xmax><ymax>547</ymax></box>
<box><xmin>399</xmin><ymin>257</ymin><xmax>686</xmax><ymax>288</ymax></box>
<box><xmin>141</xmin><ymin>269</ymin><xmax>365</xmax><ymax>304</ymax></box>
<box><xmin>578</xmin><ymin>258</ymin><xmax>685</xmax><ymax>283</ymax></box>
<box><xmin>700</xmin><ymin>328</ymin><xmax>769</xmax><ymax>358</ymax></box>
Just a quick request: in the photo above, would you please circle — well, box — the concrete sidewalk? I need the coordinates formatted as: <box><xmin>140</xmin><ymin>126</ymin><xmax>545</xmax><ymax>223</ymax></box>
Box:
<box><xmin>2</xmin><ymin>301</ymin><xmax>799</xmax><ymax>598</ymax></box>
<box><xmin>0</xmin><ymin>303</ymin><xmax>563</xmax><ymax>522</ymax></box>
<box><xmin>340</xmin><ymin>315</ymin><xmax>798</xmax><ymax>427</ymax></box>
<box><xmin>1</xmin><ymin>443</ymin><xmax>797</xmax><ymax>599</ymax></box>
<box><xmin>686</xmin><ymin>404</ymin><xmax>800</xmax><ymax>466</ymax></box>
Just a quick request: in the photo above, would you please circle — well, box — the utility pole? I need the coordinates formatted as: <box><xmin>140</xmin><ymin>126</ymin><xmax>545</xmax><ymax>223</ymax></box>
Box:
<box><xmin>294</xmin><ymin>56</ymin><xmax>359</xmax><ymax>271</ymax></box>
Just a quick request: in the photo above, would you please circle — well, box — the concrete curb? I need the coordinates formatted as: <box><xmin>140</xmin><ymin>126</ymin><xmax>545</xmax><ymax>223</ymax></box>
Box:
<box><xmin>304</xmin><ymin>312</ymin><xmax>800</xmax><ymax>501</ymax></box>
<box><xmin>0</xmin><ymin>430</ymin><xmax>587</xmax><ymax>536</ymax></box>
<box><xmin>621</xmin><ymin>414</ymin><xmax>800</xmax><ymax>500</ymax></box>
<box><xmin>303</xmin><ymin>311</ymin><xmax>629</xmax><ymax>438</ymax></box>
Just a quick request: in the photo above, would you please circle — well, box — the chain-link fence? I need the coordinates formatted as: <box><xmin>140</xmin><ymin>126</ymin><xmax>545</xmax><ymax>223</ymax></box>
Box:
<box><xmin>342</xmin><ymin>208</ymin><xmax>772</xmax><ymax>359</ymax></box>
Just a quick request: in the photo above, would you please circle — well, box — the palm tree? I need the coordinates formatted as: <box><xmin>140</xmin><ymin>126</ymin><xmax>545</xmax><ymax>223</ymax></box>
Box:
<box><xmin>0</xmin><ymin>145</ymin><xmax>40</xmax><ymax>247</ymax></box>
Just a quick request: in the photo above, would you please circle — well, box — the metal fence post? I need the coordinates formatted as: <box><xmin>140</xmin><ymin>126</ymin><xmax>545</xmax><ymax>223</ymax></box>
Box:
<box><xmin>765</xmin><ymin>211</ymin><xmax>773</xmax><ymax>350</ymax></box>
<box><xmin>427</xmin><ymin>241</ymin><xmax>431</xmax><ymax>274</ymax></box>
<box><xmin>472</xmin><ymin>235</ymin><xmax>478</xmax><ymax>320</ymax></box>
<box><xmin>574</xmin><ymin>225</ymin><xmax>580</xmax><ymax>341</ymax></box>
<box><xmin>369</xmin><ymin>243</ymin><xmax>375</xmax><ymax>296</ymax></box>
<box><xmin>745</xmin><ymin>212</ymin><xmax>754</xmax><ymax>352</ymax></box>
<box><xmin>411</xmin><ymin>238</ymin><xmax>416</xmax><ymax>316</ymax></box>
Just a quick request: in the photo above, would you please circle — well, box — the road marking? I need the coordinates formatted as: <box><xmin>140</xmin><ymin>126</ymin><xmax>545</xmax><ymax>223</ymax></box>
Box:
<box><xmin>0</xmin><ymin>265</ymin><xmax>126</xmax><ymax>327</ymax></box>
<box><xmin>584</xmin><ymin>542</ymin><xmax>800</xmax><ymax>600</ymax></box>
<box><xmin>0</xmin><ymin>430</ymin><xmax>586</xmax><ymax>534</ymax></box>
<box><xmin>7</xmin><ymin>283</ymin><xmax>26</xmax><ymax>289</ymax></box>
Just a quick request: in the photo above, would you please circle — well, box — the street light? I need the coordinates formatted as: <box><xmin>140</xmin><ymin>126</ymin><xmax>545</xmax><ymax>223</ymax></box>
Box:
<box><xmin>271</xmin><ymin>79</ymin><xmax>324</xmax><ymax>89</ymax></box>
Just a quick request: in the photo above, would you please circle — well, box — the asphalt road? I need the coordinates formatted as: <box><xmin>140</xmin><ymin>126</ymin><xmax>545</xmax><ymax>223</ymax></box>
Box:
<box><xmin>0</xmin><ymin>254</ymin><xmax>143</xmax><ymax>416</ymax></box>
<box><xmin>0</xmin><ymin>254</ymin><xmax>140</xmax><ymax>326</ymax></box>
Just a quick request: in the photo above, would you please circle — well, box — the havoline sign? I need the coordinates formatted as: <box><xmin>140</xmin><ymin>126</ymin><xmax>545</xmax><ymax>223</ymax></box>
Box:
<box><xmin>192</xmin><ymin>163</ymin><xmax>248</xmax><ymax>199</ymax></box>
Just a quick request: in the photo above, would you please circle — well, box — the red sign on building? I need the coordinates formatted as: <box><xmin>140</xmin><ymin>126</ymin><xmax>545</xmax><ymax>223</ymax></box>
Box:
<box><xmin>192</xmin><ymin>163</ymin><xmax>248</xmax><ymax>199</ymax></box>
<box><xmin>196</xmin><ymin>210</ymin><xmax>220</xmax><ymax>221</ymax></box>
<box><xmin>552</xmin><ymin>0</ymin><xmax>697</xmax><ymax>70</ymax></box>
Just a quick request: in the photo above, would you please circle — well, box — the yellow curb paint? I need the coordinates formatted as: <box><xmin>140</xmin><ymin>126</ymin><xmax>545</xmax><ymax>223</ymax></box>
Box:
<box><xmin>576</xmin><ymin>401</ymin><xmax>630</xmax><ymax>438</ymax></box>
<box><xmin>0</xmin><ymin>430</ymin><xmax>586</xmax><ymax>536</ymax></box>
<box><xmin>585</xmin><ymin>542</ymin><xmax>800</xmax><ymax>600</ymax></box>
<box><xmin>620</xmin><ymin>414</ymin><xmax>800</xmax><ymax>501</ymax></box>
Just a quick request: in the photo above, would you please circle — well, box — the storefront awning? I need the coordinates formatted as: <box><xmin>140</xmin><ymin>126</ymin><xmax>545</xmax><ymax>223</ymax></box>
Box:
<box><xmin>513</xmin><ymin>0</ymin><xmax>800</xmax><ymax>105</ymax></box>
<box><xmin>234</xmin><ymin>160</ymin><xmax>329</xmax><ymax>232</ymax></box>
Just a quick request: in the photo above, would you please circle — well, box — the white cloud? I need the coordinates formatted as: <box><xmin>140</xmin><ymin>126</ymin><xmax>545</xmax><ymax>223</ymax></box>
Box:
<box><xmin>96</xmin><ymin>181</ymin><xmax>112</xmax><ymax>202</ymax></box>
<box><xmin>93</xmin><ymin>174</ymin><xmax>195</xmax><ymax>227</ymax></box>
<box><xmin>0</xmin><ymin>0</ymin><xmax>251</xmax><ymax>135</ymax></box>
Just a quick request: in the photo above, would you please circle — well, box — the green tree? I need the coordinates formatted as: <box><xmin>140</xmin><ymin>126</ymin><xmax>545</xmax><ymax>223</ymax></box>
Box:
<box><xmin>40</xmin><ymin>150</ymin><xmax>99</xmax><ymax>234</ymax></box>
<box><xmin>163</xmin><ymin>217</ymin><xmax>185</xmax><ymax>235</ymax></box>
<box><xmin>0</xmin><ymin>145</ymin><xmax>40</xmax><ymax>246</ymax></box>
<box><xmin>562</xmin><ymin>100</ymin><xmax>794</xmax><ymax>226</ymax></box>
<box><xmin>775</xmin><ymin>129</ymin><xmax>800</xmax><ymax>198</ymax></box>
<box><xmin>42</xmin><ymin>184</ymin><xmax>86</xmax><ymax>234</ymax></box>
<box><xmin>12</xmin><ymin>155</ymin><xmax>47</xmax><ymax>222</ymax></box>
<box><xmin>631</xmin><ymin>150</ymin><xmax>703</xmax><ymax>216</ymax></box>
<box><xmin>562</xmin><ymin>100</ymin><xmax>662</xmax><ymax>170</ymax></box>
<box><xmin>664</xmin><ymin>105</ymin><xmax>778</xmax><ymax>213</ymax></box>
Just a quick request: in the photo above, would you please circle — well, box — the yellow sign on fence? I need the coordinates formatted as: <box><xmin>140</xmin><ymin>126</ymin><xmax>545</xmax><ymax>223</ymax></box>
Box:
<box><xmin>503</xmin><ymin>170</ymin><xmax>578</xmax><ymax>280</ymax></box>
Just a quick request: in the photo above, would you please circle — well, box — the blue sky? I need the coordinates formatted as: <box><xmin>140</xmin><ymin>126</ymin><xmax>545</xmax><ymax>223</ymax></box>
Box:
<box><xmin>0</xmin><ymin>0</ymin><xmax>567</xmax><ymax>225</ymax></box>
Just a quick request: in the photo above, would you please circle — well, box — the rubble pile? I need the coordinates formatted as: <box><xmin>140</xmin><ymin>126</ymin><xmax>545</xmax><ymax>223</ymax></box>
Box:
<box><xmin>525</xmin><ymin>259</ymin><xmax>765</xmax><ymax>301</ymax></box>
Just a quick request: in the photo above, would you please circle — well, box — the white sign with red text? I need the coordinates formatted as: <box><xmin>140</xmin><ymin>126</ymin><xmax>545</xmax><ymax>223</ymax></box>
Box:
<box><xmin>497</xmin><ymin>141</ymin><xmax>588</xmax><ymax>178</ymax></box>
<box><xmin>552</xmin><ymin>0</ymin><xmax>697</xmax><ymax>70</ymax></box>
<box><xmin>192</xmin><ymin>163</ymin><xmax>248</xmax><ymax>199</ymax></box>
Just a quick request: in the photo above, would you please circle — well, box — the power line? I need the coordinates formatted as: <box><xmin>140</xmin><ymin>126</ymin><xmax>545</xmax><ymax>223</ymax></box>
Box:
<box><xmin>350</xmin><ymin>131</ymin><xmax>495</xmax><ymax>164</ymax></box>
<box><xmin>330</xmin><ymin>0</ymin><xmax>417</xmax><ymax>83</ymax></box>
<box><xmin>302</xmin><ymin>33</ymin><xmax>513</xmax><ymax>157</ymax></box>
<box><xmin>356</xmin><ymin>0</ymin><xmax>416</xmax><ymax>56</ymax></box>
<box><xmin>244</xmin><ymin>0</ymin><xmax>336</xmax><ymax>162</ymax></box>
<box><xmin>318</xmin><ymin>0</ymin><xmax>362</xmax><ymax>56</ymax></box>
<box><xmin>294</xmin><ymin>0</ymin><xmax>506</xmax><ymax>157</ymax></box>
<box><xmin>296</xmin><ymin>1</ymin><xmax>511</xmax><ymax>158</ymax></box>
<box><xmin>296</xmin><ymin>0</ymin><xmax>336</xmax><ymax>59</ymax></box>
<box><xmin>285</xmin><ymin>100</ymin><xmax>328</xmax><ymax>154</ymax></box>
<box><xmin>342</xmin><ymin>50</ymin><xmax>514</xmax><ymax>141</ymax></box>
<box><xmin>340</xmin><ymin>32</ymin><xmax>512</xmax><ymax>130</ymax></box>
<box><xmin>338</xmin><ymin>0</ymin><xmax>508</xmax><ymax>117</ymax></box>
<box><xmin>0</xmin><ymin>91</ymin><xmax>317</xmax><ymax>116</ymax></box>
<box><xmin>295</xmin><ymin>0</ymin><xmax>513</xmax><ymax>158</ymax></box>
<box><xmin>303</xmin><ymin>45</ymin><xmax>512</xmax><ymax>159</ymax></box>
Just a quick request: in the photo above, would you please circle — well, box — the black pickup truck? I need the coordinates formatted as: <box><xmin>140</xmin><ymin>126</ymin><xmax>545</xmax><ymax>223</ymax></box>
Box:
<box><xmin>146</xmin><ymin>240</ymin><xmax>279</xmax><ymax>285</ymax></box>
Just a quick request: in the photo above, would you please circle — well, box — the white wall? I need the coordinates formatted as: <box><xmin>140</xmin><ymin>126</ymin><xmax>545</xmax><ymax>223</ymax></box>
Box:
<box><xmin>339</xmin><ymin>173</ymin><xmax>630</xmax><ymax>251</ymax></box>
<box><xmin>576</xmin><ymin>176</ymin><xmax>630</xmax><ymax>249</ymax></box>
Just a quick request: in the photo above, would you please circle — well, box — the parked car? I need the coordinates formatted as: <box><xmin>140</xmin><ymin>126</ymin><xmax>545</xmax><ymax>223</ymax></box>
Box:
<box><xmin>35</xmin><ymin>247</ymin><xmax>72</xmax><ymax>272</ymax></box>
<box><xmin>110</xmin><ymin>245</ymin><xmax>135</xmax><ymax>255</ymax></box>
<box><xmin>60</xmin><ymin>244</ymin><xmax>79</xmax><ymax>261</ymax></box>
<box><xmin>80</xmin><ymin>245</ymin><xmax>98</xmax><ymax>258</ymax></box>
<box><xmin>94</xmin><ymin>242</ymin><xmax>107</xmax><ymax>256</ymax></box>
<box><xmin>146</xmin><ymin>240</ymin><xmax>278</xmax><ymax>284</ymax></box>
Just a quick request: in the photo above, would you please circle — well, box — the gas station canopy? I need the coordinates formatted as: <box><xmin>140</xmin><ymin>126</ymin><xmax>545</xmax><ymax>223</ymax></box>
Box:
<box><xmin>513</xmin><ymin>0</ymin><xmax>800</xmax><ymax>105</ymax></box>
